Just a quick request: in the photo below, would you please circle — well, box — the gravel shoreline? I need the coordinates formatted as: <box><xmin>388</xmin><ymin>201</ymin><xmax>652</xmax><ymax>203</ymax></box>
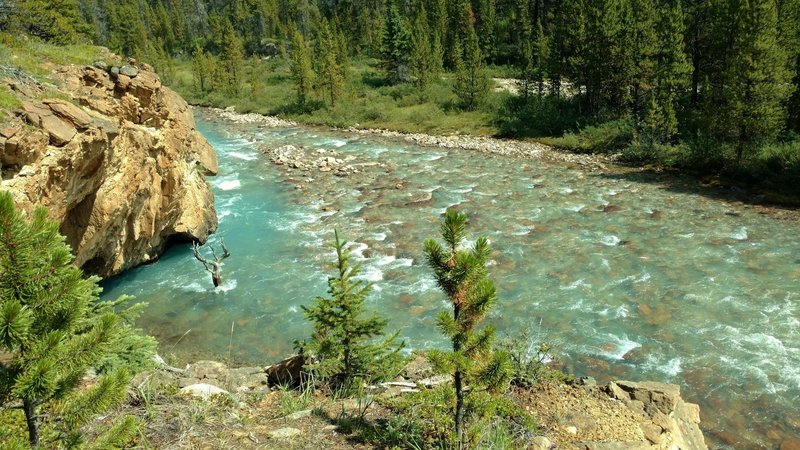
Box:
<box><xmin>199</xmin><ymin>106</ymin><xmax>617</xmax><ymax>172</ymax></box>
<box><xmin>196</xmin><ymin>106</ymin><xmax>799</xmax><ymax>221</ymax></box>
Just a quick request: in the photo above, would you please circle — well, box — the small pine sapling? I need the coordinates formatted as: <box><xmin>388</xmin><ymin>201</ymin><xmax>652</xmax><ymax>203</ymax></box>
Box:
<box><xmin>424</xmin><ymin>209</ymin><xmax>513</xmax><ymax>445</ymax></box>
<box><xmin>299</xmin><ymin>229</ymin><xmax>404</xmax><ymax>389</ymax></box>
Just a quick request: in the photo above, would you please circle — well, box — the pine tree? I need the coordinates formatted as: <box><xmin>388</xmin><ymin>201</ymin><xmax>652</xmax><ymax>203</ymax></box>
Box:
<box><xmin>10</xmin><ymin>0</ymin><xmax>89</xmax><ymax>44</ymax></box>
<box><xmin>410</xmin><ymin>4</ymin><xmax>436</xmax><ymax>88</ymax></box>
<box><xmin>777</xmin><ymin>0</ymin><xmax>800</xmax><ymax>131</ymax></box>
<box><xmin>424</xmin><ymin>210</ymin><xmax>512</xmax><ymax>444</ymax></box>
<box><xmin>315</xmin><ymin>21</ymin><xmax>345</xmax><ymax>107</ymax></box>
<box><xmin>718</xmin><ymin>0</ymin><xmax>794</xmax><ymax>163</ymax></box>
<box><xmin>0</xmin><ymin>192</ymin><xmax>147</xmax><ymax>447</ymax></box>
<box><xmin>643</xmin><ymin>0</ymin><xmax>691</xmax><ymax>143</ymax></box>
<box><xmin>454</xmin><ymin>24</ymin><xmax>491</xmax><ymax>111</ymax></box>
<box><xmin>299</xmin><ymin>230</ymin><xmax>403</xmax><ymax>386</ymax></box>
<box><xmin>192</xmin><ymin>44</ymin><xmax>214</xmax><ymax>93</ymax></box>
<box><xmin>220</xmin><ymin>18</ymin><xmax>245</xmax><ymax>95</ymax></box>
<box><xmin>380</xmin><ymin>5</ymin><xmax>412</xmax><ymax>84</ymax></box>
<box><xmin>289</xmin><ymin>26</ymin><xmax>315</xmax><ymax>108</ymax></box>
<box><xmin>630</xmin><ymin>0</ymin><xmax>660</xmax><ymax>121</ymax></box>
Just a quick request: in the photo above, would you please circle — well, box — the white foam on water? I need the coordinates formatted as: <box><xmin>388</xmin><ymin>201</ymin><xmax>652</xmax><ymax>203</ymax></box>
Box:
<box><xmin>742</xmin><ymin>333</ymin><xmax>787</xmax><ymax>352</ymax></box>
<box><xmin>677</xmin><ymin>233</ymin><xmax>695</xmax><ymax>238</ymax></box>
<box><xmin>406</xmin><ymin>276</ymin><xmax>438</xmax><ymax>294</ymax></box>
<box><xmin>600</xmin><ymin>333</ymin><xmax>642</xmax><ymax>360</ymax></box>
<box><xmin>512</xmin><ymin>226</ymin><xmax>533</xmax><ymax>235</ymax></box>
<box><xmin>601</xmin><ymin>235</ymin><xmax>621</xmax><ymax>246</ymax></box>
<box><xmin>660</xmin><ymin>357</ymin><xmax>683</xmax><ymax>376</ymax></box>
<box><xmin>215</xmin><ymin>279</ymin><xmax>237</xmax><ymax>293</ymax></box>
<box><xmin>727</xmin><ymin>227</ymin><xmax>749</xmax><ymax>241</ymax></box>
<box><xmin>560</xmin><ymin>279</ymin><xmax>591</xmax><ymax>290</ymax></box>
<box><xmin>393</xmin><ymin>258</ymin><xmax>414</xmax><ymax>267</ymax></box>
<box><xmin>566</xmin><ymin>204</ymin><xmax>585</xmax><ymax>212</ymax></box>
<box><xmin>615</xmin><ymin>305</ymin><xmax>629</xmax><ymax>318</ymax></box>
<box><xmin>356</xmin><ymin>265</ymin><xmax>384</xmax><ymax>282</ymax></box>
<box><xmin>561</xmin><ymin>187</ymin><xmax>575</xmax><ymax>194</ymax></box>
<box><xmin>218</xmin><ymin>209</ymin><xmax>233</xmax><ymax>221</ymax></box>
<box><xmin>425</xmin><ymin>152</ymin><xmax>447</xmax><ymax>161</ymax></box>
<box><xmin>371</xmin><ymin>232</ymin><xmax>388</xmax><ymax>241</ymax></box>
<box><xmin>420</xmin><ymin>185</ymin><xmax>442</xmax><ymax>193</ymax></box>
<box><xmin>375</xmin><ymin>255</ymin><xmax>396</xmax><ymax>266</ymax></box>
<box><xmin>450</xmin><ymin>185</ymin><xmax>476</xmax><ymax>194</ymax></box>
<box><xmin>370</xmin><ymin>147</ymin><xmax>389</xmax><ymax>155</ymax></box>
<box><xmin>218</xmin><ymin>179</ymin><xmax>241</xmax><ymax>191</ymax></box>
<box><xmin>347</xmin><ymin>242</ymin><xmax>369</xmax><ymax>260</ymax></box>
<box><xmin>227</xmin><ymin>151</ymin><xmax>258</xmax><ymax>161</ymax></box>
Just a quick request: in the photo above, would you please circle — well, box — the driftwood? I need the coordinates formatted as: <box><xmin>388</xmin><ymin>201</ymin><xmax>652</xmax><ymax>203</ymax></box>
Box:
<box><xmin>192</xmin><ymin>240</ymin><xmax>230</xmax><ymax>287</ymax></box>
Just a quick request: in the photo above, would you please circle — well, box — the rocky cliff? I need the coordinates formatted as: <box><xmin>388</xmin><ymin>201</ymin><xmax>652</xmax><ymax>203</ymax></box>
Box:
<box><xmin>0</xmin><ymin>59</ymin><xmax>218</xmax><ymax>276</ymax></box>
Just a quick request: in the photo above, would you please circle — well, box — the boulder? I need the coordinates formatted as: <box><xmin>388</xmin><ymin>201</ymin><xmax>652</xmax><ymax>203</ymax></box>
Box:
<box><xmin>40</xmin><ymin>114</ymin><xmax>77</xmax><ymax>146</ymax></box>
<box><xmin>185</xmin><ymin>360</ymin><xmax>229</xmax><ymax>380</ymax></box>
<box><xmin>119</xmin><ymin>64</ymin><xmax>140</xmax><ymax>77</ymax></box>
<box><xmin>44</xmin><ymin>99</ymin><xmax>92</xmax><ymax>128</ymax></box>
<box><xmin>180</xmin><ymin>383</ymin><xmax>228</xmax><ymax>400</ymax></box>
<box><xmin>264</xmin><ymin>355</ymin><xmax>305</xmax><ymax>385</ymax></box>
<box><xmin>2</xmin><ymin>63</ymin><xmax>218</xmax><ymax>276</ymax></box>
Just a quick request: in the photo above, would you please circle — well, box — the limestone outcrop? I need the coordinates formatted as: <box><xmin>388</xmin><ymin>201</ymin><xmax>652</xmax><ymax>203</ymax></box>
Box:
<box><xmin>0</xmin><ymin>59</ymin><xmax>218</xmax><ymax>276</ymax></box>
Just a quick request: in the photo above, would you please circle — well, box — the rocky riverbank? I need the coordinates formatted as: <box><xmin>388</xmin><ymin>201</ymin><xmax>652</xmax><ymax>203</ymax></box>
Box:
<box><xmin>200</xmin><ymin>106</ymin><xmax>615</xmax><ymax>172</ymax></box>
<box><xmin>124</xmin><ymin>355</ymin><xmax>708</xmax><ymax>450</ymax></box>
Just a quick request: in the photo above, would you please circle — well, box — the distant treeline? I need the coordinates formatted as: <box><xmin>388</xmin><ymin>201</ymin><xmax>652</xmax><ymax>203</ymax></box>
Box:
<box><xmin>1</xmin><ymin>0</ymin><xmax>799</xmax><ymax>185</ymax></box>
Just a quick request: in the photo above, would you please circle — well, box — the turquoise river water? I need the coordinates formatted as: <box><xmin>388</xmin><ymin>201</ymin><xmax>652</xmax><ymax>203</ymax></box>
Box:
<box><xmin>102</xmin><ymin>112</ymin><xmax>800</xmax><ymax>448</ymax></box>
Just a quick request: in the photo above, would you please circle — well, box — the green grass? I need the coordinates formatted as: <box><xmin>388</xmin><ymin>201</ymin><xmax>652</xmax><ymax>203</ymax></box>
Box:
<box><xmin>0</xmin><ymin>84</ymin><xmax>22</xmax><ymax>122</ymax></box>
<box><xmin>0</xmin><ymin>33</ymin><xmax>115</xmax><ymax>81</ymax></box>
<box><xmin>168</xmin><ymin>57</ymin><xmax>506</xmax><ymax>136</ymax></box>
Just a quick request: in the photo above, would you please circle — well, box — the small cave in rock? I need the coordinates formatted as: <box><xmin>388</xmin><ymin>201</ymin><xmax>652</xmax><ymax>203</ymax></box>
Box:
<box><xmin>81</xmin><ymin>255</ymin><xmax>108</xmax><ymax>276</ymax></box>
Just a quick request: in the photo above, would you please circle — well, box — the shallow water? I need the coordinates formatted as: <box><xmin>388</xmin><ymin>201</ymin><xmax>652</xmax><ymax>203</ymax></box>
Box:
<box><xmin>102</xmin><ymin>113</ymin><xmax>800</xmax><ymax>448</ymax></box>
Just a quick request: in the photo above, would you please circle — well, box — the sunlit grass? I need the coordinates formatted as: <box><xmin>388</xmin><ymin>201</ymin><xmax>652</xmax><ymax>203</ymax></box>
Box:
<box><xmin>167</xmin><ymin>56</ymin><xmax>506</xmax><ymax>136</ymax></box>
<box><xmin>0</xmin><ymin>33</ymin><xmax>114</xmax><ymax>81</ymax></box>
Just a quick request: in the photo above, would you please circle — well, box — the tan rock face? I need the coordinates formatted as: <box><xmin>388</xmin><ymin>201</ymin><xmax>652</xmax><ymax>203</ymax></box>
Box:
<box><xmin>1</xmin><ymin>62</ymin><xmax>218</xmax><ymax>277</ymax></box>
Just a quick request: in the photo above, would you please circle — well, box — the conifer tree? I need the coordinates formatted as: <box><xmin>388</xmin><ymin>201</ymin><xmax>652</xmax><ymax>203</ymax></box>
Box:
<box><xmin>289</xmin><ymin>26</ymin><xmax>315</xmax><ymax>108</ymax></box>
<box><xmin>454</xmin><ymin>24</ymin><xmax>491</xmax><ymax>111</ymax></box>
<box><xmin>299</xmin><ymin>230</ymin><xmax>403</xmax><ymax>386</ymax></box>
<box><xmin>410</xmin><ymin>5</ymin><xmax>436</xmax><ymax>88</ymax></box>
<box><xmin>315</xmin><ymin>21</ymin><xmax>345</xmax><ymax>107</ymax></box>
<box><xmin>630</xmin><ymin>0</ymin><xmax>659</xmax><ymax>121</ymax></box>
<box><xmin>719</xmin><ymin>0</ymin><xmax>794</xmax><ymax>162</ymax></box>
<box><xmin>519</xmin><ymin>15</ymin><xmax>550</xmax><ymax>100</ymax></box>
<box><xmin>10</xmin><ymin>0</ymin><xmax>88</xmax><ymax>44</ymax></box>
<box><xmin>424</xmin><ymin>210</ymin><xmax>512</xmax><ymax>444</ymax></box>
<box><xmin>380</xmin><ymin>5</ymin><xmax>412</xmax><ymax>84</ymax></box>
<box><xmin>0</xmin><ymin>192</ymin><xmax>147</xmax><ymax>447</ymax></box>
<box><xmin>643</xmin><ymin>0</ymin><xmax>690</xmax><ymax>143</ymax></box>
<box><xmin>220</xmin><ymin>18</ymin><xmax>245</xmax><ymax>95</ymax></box>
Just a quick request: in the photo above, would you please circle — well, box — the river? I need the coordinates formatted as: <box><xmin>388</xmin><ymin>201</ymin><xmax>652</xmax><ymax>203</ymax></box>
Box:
<box><xmin>102</xmin><ymin>110</ymin><xmax>800</xmax><ymax>448</ymax></box>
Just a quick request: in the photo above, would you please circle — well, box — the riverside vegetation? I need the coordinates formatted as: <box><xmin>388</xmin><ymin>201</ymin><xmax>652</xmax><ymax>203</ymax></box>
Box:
<box><xmin>1</xmin><ymin>0</ymin><xmax>799</xmax><ymax>198</ymax></box>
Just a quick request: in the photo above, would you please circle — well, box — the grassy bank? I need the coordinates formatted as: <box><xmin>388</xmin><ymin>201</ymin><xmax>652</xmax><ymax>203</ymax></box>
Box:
<box><xmin>168</xmin><ymin>56</ymin><xmax>506</xmax><ymax>136</ymax></box>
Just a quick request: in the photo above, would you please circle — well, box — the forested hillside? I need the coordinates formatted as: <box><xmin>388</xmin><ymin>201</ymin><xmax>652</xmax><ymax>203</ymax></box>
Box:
<box><xmin>1</xmin><ymin>0</ymin><xmax>799</xmax><ymax>192</ymax></box>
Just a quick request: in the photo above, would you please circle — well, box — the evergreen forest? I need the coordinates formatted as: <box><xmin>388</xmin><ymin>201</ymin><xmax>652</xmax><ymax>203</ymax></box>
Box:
<box><xmin>1</xmin><ymin>0</ymin><xmax>799</xmax><ymax>189</ymax></box>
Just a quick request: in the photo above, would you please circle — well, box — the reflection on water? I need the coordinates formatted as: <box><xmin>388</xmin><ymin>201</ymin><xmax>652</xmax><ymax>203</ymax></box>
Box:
<box><xmin>102</xmin><ymin>113</ymin><xmax>800</xmax><ymax>448</ymax></box>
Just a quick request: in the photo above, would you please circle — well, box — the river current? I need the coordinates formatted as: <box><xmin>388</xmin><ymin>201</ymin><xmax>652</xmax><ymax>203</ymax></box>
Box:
<box><xmin>102</xmin><ymin>111</ymin><xmax>800</xmax><ymax>448</ymax></box>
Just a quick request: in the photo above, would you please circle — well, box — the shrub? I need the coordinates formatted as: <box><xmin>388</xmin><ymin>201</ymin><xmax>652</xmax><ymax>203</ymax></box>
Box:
<box><xmin>546</xmin><ymin>117</ymin><xmax>635</xmax><ymax>154</ymax></box>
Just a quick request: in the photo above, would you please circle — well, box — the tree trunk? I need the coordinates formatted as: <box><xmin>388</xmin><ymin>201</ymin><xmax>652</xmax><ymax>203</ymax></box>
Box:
<box><xmin>454</xmin><ymin>369</ymin><xmax>465</xmax><ymax>447</ymax></box>
<box><xmin>23</xmin><ymin>399</ymin><xmax>39</xmax><ymax>447</ymax></box>
<box><xmin>212</xmin><ymin>270</ymin><xmax>222</xmax><ymax>287</ymax></box>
